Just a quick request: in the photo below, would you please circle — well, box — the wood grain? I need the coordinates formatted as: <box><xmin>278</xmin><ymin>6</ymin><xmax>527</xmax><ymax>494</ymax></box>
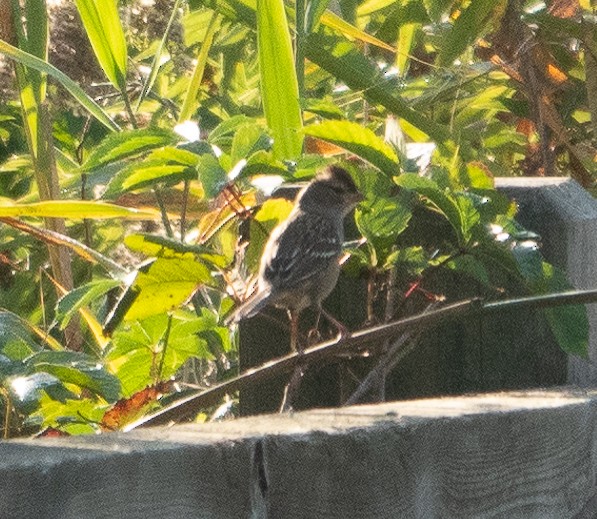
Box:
<box><xmin>2</xmin><ymin>389</ymin><xmax>597</xmax><ymax>518</ymax></box>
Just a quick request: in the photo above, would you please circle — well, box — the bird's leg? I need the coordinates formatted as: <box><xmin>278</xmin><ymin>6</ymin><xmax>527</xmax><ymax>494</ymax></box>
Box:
<box><xmin>281</xmin><ymin>308</ymin><xmax>304</xmax><ymax>412</ymax></box>
<box><xmin>307</xmin><ymin>310</ymin><xmax>322</xmax><ymax>345</ymax></box>
<box><xmin>320</xmin><ymin>308</ymin><xmax>350</xmax><ymax>340</ymax></box>
<box><xmin>287</xmin><ymin>308</ymin><xmax>302</xmax><ymax>353</ymax></box>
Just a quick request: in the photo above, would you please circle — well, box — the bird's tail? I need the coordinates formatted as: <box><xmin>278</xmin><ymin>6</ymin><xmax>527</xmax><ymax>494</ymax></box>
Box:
<box><xmin>224</xmin><ymin>288</ymin><xmax>271</xmax><ymax>325</ymax></box>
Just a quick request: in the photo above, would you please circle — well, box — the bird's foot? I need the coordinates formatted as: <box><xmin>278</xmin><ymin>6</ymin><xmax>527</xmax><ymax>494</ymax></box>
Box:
<box><xmin>307</xmin><ymin>327</ymin><xmax>322</xmax><ymax>345</ymax></box>
<box><xmin>334</xmin><ymin>321</ymin><xmax>351</xmax><ymax>341</ymax></box>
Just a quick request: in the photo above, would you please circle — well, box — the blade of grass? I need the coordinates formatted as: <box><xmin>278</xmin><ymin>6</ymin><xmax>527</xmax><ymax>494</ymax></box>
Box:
<box><xmin>257</xmin><ymin>0</ymin><xmax>303</xmax><ymax>158</ymax></box>
<box><xmin>320</xmin><ymin>10</ymin><xmax>395</xmax><ymax>52</ymax></box>
<box><xmin>0</xmin><ymin>39</ymin><xmax>120</xmax><ymax>131</ymax></box>
<box><xmin>0</xmin><ymin>200</ymin><xmax>160</xmax><ymax>220</ymax></box>
<box><xmin>73</xmin><ymin>0</ymin><xmax>127</xmax><ymax>90</ymax></box>
<box><xmin>74</xmin><ymin>0</ymin><xmax>135</xmax><ymax>125</ymax></box>
<box><xmin>178</xmin><ymin>11</ymin><xmax>220</xmax><ymax>122</ymax></box>
<box><xmin>136</xmin><ymin>0</ymin><xmax>183</xmax><ymax>111</ymax></box>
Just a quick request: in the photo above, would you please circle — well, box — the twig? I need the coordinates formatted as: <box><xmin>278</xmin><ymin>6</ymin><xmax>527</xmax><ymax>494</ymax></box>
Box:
<box><xmin>279</xmin><ymin>365</ymin><xmax>304</xmax><ymax>412</ymax></box>
<box><xmin>343</xmin><ymin>331</ymin><xmax>415</xmax><ymax>406</ymax></box>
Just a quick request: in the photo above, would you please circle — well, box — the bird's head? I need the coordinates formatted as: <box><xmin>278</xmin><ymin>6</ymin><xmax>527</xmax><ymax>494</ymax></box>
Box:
<box><xmin>297</xmin><ymin>166</ymin><xmax>364</xmax><ymax>216</ymax></box>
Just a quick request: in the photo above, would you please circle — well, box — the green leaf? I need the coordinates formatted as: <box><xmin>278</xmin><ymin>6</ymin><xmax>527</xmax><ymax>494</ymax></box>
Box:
<box><xmin>124</xmin><ymin>234</ymin><xmax>229</xmax><ymax>268</ymax></box>
<box><xmin>512</xmin><ymin>245</ymin><xmax>588</xmax><ymax>357</ymax></box>
<box><xmin>242</xmin><ymin>150</ymin><xmax>289</xmax><ymax>178</ymax></box>
<box><xmin>107</xmin><ymin>312</ymin><xmax>214</xmax><ymax>395</ymax></box>
<box><xmin>123</xmin><ymin>164</ymin><xmax>195</xmax><ymax>193</ymax></box>
<box><xmin>0</xmin><ymin>200</ymin><xmax>158</xmax><ymax>220</ymax></box>
<box><xmin>27</xmin><ymin>351</ymin><xmax>121</xmax><ymax>402</ymax></box>
<box><xmin>355</xmin><ymin>198</ymin><xmax>411</xmax><ymax>268</ymax></box>
<box><xmin>74</xmin><ymin>0</ymin><xmax>128</xmax><ymax>91</ymax></box>
<box><xmin>197</xmin><ymin>153</ymin><xmax>229</xmax><ymax>198</ymax></box>
<box><xmin>105</xmin><ymin>146</ymin><xmax>200</xmax><ymax>195</ymax></box>
<box><xmin>0</xmin><ymin>311</ymin><xmax>42</xmax><ymax>361</ymax></box>
<box><xmin>305</xmin><ymin>0</ymin><xmax>330</xmax><ymax>32</ymax></box>
<box><xmin>136</xmin><ymin>0</ymin><xmax>183</xmax><ymax>110</ymax></box>
<box><xmin>356</xmin><ymin>196</ymin><xmax>412</xmax><ymax>249</ymax></box>
<box><xmin>31</xmin><ymin>395</ymin><xmax>107</xmax><ymax>435</ymax></box>
<box><xmin>257</xmin><ymin>0</ymin><xmax>304</xmax><ymax>159</ymax></box>
<box><xmin>301</xmin><ymin>98</ymin><xmax>345</xmax><ymax>119</ymax></box>
<box><xmin>125</xmin><ymin>234</ymin><xmax>200</xmax><ymax>259</ymax></box>
<box><xmin>207</xmin><ymin>115</ymin><xmax>254</xmax><ymax>148</ymax></box>
<box><xmin>395</xmin><ymin>174</ymin><xmax>480</xmax><ymax>245</ymax></box>
<box><xmin>179</xmin><ymin>11</ymin><xmax>220</xmax><ymax>122</ymax></box>
<box><xmin>384</xmin><ymin>246</ymin><xmax>427</xmax><ymax>273</ymax></box>
<box><xmin>6</xmin><ymin>372</ymin><xmax>61</xmax><ymax>408</ymax></box>
<box><xmin>125</xmin><ymin>258</ymin><xmax>218</xmax><ymax>321</ymax></box>
<box><xmin>436</xmin><ymin>0</ymin><xmax>507</xmax><ymax>67</ymax></box>
<box><xmin>454</xmin><ymin>195</ymin><xmax>480</xmax><ymax>243</ymax></box>
<box><xmin>304</xmin><ymin>31</ymin><xmax>451</xmax><ymax>143</ymax></box>
<box><xmin>304</xmin><ymin>120</ymin><xmax>399</xmax><ymax>175</ymax></box>
<box><xmin>462</xmin><ymin>162</ymin><xmax>494</xmax><ymax>190</ymax></box>
<box><xmin>446</xmin><ymin>254</ymin><xmax>490</xmax><ymax>286</ymax></box>
<box><xmin>0</xmin><ymin>40</ymin><xmax>119</xmax><ymax>132</ymax></box>
<box><xmin>230</xmin><ymin>124</ymin><xmax>272</xmax><ymax>165</ymax></box>
<box><xmin>396</xmin><ymin>22</ymin><xmax>420</xmax><ymax>77</ymax></box>
<box><xmin>319</xmin><ymin>11</ymin><xmax>395</xmax><ymax>52</ymax></box>
<box><xmin>81</xmin><ymin>129</ymin><xmax>180</xmax><ymax>172</ymax></box>
<box><xmin>10</xmin><ymin>0</ymin><xmax>48</xmax><ymax>159</ymax></box>
<box><xmin>56</xmin><ymin>280</ymin><xmax>121</xmax><ymax>330</ymax></box>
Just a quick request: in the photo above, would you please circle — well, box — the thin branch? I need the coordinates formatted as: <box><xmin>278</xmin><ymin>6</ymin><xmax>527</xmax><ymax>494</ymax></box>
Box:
<box><xmin>0</xmin><ymin>217</ymin><xmax>127</xmax><ymax>276</ymax></box>
<box><xmin>343</xmin><ymin>331</ymin><xmax>415</xmax><ymax>406</ymax></box>
<box><xmin>483</xmin><ymin>289</ymin><xmax>597</xmax><ymax>311</ymax></box>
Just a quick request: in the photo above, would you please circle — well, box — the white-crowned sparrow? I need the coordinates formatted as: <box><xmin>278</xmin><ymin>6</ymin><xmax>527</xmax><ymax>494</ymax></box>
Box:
<box><xmin>226</xmin><ymin>165</ymin><xmax>363</xmax><ymax>348</ymax></box>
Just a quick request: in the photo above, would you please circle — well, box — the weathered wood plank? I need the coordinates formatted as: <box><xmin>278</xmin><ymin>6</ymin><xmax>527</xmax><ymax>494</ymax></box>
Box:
<box><xmin>2</xmin><ymin>389</ymin><xmax>596</xmax><ymax>518</ymax></box>
<box><xmin>496</xmin><ymin>177</ymin><xmax>597</xmax><ymax>386</ymax></box>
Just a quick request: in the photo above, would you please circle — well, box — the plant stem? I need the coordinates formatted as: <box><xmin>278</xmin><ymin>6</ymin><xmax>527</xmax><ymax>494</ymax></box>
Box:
<box><xmin>121</xmin><ymin>87</ymin><xmax>138</xmax><ymax>129</ymax></box>
<box><xmin>180</xmin><ymin>179</ymin><xmax>190</xmax><ymax>242</ymax></box>
<box><xmin>157</xmin><ymin>314</ymin><xmax>173</xmax><ymax>383</ymax></box>
<box><xmin>154</xmin><ymin>188</ymin><xmax>174</xmax><ymax>238</ymax></box>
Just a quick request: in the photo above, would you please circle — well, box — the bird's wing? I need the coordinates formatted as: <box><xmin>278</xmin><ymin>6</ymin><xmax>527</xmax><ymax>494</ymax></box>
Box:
<box><xmin>262</xmin><ymin>212</ymin><xmax>342</xmax><ymax>289</ymax></box>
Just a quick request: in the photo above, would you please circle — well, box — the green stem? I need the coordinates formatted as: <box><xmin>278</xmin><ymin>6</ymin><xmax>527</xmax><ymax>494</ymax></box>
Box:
<box><xmin>180</xmin><ymin>179</ymin><xmax>190</xmax><ymax>242</ymax></box>
<box><xmin>121</xmin><ymin>87</ymin><xmax>138</xmax><ymax>129</ymax></box>
<box><xmin>157</xmin><ymin>314</ymin><xmax>173</xmax><ymax>382</ymax></box>
<box><xmin>154</xmin><ymin>188</ymin><xmax>174</xmax><ymax>238</ymax></box>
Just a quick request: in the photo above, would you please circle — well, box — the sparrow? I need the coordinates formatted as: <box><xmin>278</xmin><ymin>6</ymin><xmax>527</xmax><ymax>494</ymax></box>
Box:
<box><xmin>226</xmin><ymin>165</ymin><xmax>363</xmax><ymax>350</ymax></box>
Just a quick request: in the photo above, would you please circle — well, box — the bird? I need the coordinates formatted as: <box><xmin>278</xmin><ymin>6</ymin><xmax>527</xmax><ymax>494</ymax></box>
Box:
<box><xmin>226</xmin><ymin>165</ymin><xmax>363</xmax><ymax>351</ymax></box>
